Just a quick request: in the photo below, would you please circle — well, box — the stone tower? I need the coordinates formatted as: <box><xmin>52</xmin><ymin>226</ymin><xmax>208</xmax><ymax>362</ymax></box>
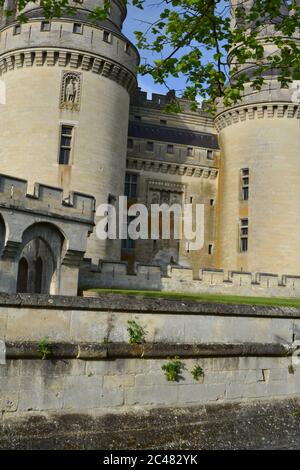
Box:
<box><xmin>215</xmin><ymin>1</ymin><xmax>300</xmax><ymax>276</ymax></box>
<box><xmin>0</xmin><ymin>0</ymin><xmax>139</xmax><ymax>263</ymax></box>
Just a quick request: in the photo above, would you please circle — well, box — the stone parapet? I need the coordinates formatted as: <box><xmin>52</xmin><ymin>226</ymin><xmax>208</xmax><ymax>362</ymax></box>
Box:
<box><xmin>0</xmin><ymin>174</ymin><xmax>95</xmax><ymax>223</ymax></box>
<box><xmin>80</xmin><ymin>260</ymin><xmax>300</xmax><ymax>299</ymax></box>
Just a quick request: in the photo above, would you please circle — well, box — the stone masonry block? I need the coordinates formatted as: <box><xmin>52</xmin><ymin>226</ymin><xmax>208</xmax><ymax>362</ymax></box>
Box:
<box><xmin>177</xmin><ymin>383</ymin><xmax>226</xmax><ymax>404</ymax></box>
<box><xmin>125</xmin><ymin>385</ymin><xmax>178</xmax><ymax>406</ymax></box>
<box><xmin>103</xmin><ymin>374</ymin><xmax>135</xmax><ymax>388</ymax></box>
<box><xmin>63</xmin><ymin>376</ymin><xmax>102</xmax><ymax>409</ymax></box>
<box><xmin>70</xmin><ymin>311</ymin><xmax>109</xmax><ymax>343</ymax></box>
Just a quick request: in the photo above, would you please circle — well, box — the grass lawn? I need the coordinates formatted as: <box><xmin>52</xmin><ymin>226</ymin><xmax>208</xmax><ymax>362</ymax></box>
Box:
<box><xmin>85</xmin><ymin>288</ymin><xmax>300</xmax><ymax>308</ymax></box>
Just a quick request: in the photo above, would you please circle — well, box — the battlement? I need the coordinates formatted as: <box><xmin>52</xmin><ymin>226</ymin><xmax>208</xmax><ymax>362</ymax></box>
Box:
<box><xmin>131</xmin><ymin>88</ymin><xmax>206</xmax><ymax>115</ymax></box>
<box><xmin>80</xmin><ymin>260</ymin><xmax>300</xmax><ymax>299</ymax></box>
<box><xmin>0</xmin><ymin>174</ymin><xmax>95</xmax><ymax>223</ymax></box>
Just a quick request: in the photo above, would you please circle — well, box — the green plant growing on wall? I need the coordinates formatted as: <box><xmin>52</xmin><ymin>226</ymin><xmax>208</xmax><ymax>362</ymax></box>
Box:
<box><xmin>288</xmin><ymin>364</ymin><xmax>295</xmax><ymax>375</ymax></box>
<box><xmin>162</xmin><ymin>357</ymin><xmax>183</xmax><ymax>382</ymax></box>
<box><xmin>291</xmin><ymin>409</ymin><xmax>300</xmax><ymax>419</ymax></box>
<box><xmin>127</xmin><ymin>320</ymin><xmax>147</xmax><ymax>344</ymax></box>
<box><xmin>191</xmin><ymin>364</ymin><xmax>205</xmax><ymax>381</ymax></box>
<box><xmin>38</xmin><ymin>337</ymin><xmax>52</xmax><ymax>360</ymax></box>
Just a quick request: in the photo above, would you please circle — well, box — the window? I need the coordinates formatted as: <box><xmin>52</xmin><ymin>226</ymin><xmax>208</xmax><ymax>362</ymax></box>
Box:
<box><xmin>241</xmin><ymin>168</ymin><xmax>249</xmax><ymax>201</ymax></box>
<box><xmin>207</xmin><ymin>149</ymin><xmax>214</xmax><ymax>160</ymax></box>
<box><xmin>59</xmin><ymin>125</ymin><xmax>73</xmax><ymax>165</ymax></box>
<box><xmin>125</xmin><ymin>173</ymin><xmax>138</xmax><ymax>199</ymax></box>
<box><xmin>167</xmin><ymin>144</ymin><xmax>174</xmax><ymax>154</ymax></box>
<box><xmin>124</xmin><ymin>42</ymin><xmax>130</xmax><ymax>54</ymax></box>
<box><xmin>208</xmin><ymin>244</ymin><xmax>214</xmax><ymax>255</ymax></box>
<box><xmin>134</xmin><ymin>115</ymin><xmax>141</xmax><ymax>121</ymax></box>
<box><xmin>41</xmin><ymin>21</ymin><xmax>51</xmax><ymax>31</ymax></box>
<box><xmin>13</xmin><ymin>24</ymin><xmax>21</xmax><ymax>35</ymax></box>
<box><xmin>210</xmin><ymin>199</ymin><xmax>215</xmax><ymax>206</ymax></box>
<box><xmin>146</xmin><ymin>141</ymin><xmax>154</xmax><ymax>152</ymax></box>
<box><xmin>122</xmin><ymin>216</ymin><xmax>135</xmax><ymax>249</ymax></box>
<box><xmin>103</xmin><ymin>30</ymin><xmax>111</xmax><ymax>43</ymax></box>
<box><xmin>160</xmin><ymin>119</ymin><xmax>167</xmax><ymax>125</ymax></box>
<box><xmin>73</xmin><ymin>23</ymin><xmax>83</xmax><ymax>34</ymax></box>
<box><xmin>240</xmin><ymin>218</ymin><xmax>248</xmax><ymax>252</ymax></box>
<box><xmin>122</xmin><ymin>238</ymin><xmax>135</xmax><ymax>249</ymax></box>
<box><xmin>187</xmin><ymin>147</ymin><xmax>193</xmax><ymax>157</ymax></box>
<box><xmin>127</xmin><ymin>138</ymin><xmax>133</xmax><ymax>149</ymax></box>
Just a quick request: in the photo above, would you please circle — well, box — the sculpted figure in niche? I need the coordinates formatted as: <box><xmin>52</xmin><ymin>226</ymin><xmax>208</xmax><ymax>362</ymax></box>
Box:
<box><xmin>151</xmin><ymin>192</ymin><xmax>160</xmax><ymax>204</ymax></box>
<box><xmin>61</xmin><ymin>72</ymin><xmax>81</xmax><ymax>110</ymax></box>
<box><xmin>170</xmin><ymin>194</ymin><xmax>180</xmax><ymax>205</ymax></box>
<box><xmin>65</xmin><ymin>77</ymin><xmax>78</xmax><ymax>104</ymax></box>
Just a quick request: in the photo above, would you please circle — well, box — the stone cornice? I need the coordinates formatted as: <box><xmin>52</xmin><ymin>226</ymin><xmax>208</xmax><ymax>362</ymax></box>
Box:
<box><xmin>0</xmin><ymin>47</ymin><xmax>137</xmax><ymax>93</ymax></box>
<box><xmin>215</xmin><ymin>102</ymin><xmax>300</xmax><ymax>132</ymax></box>
<box><xmin>126</xmin><ymin>157</ymin><xmax>219</xmax><ymax>179</ymax></box>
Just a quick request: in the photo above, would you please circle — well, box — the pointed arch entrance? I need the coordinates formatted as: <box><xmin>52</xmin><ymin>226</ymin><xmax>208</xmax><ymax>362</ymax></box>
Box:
<box><xmin>16</xmin><ymin>223</ymin><xmax>64</xmax><ymax>294</ymax></box>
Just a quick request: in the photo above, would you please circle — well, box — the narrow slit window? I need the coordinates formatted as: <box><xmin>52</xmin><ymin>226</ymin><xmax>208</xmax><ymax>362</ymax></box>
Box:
<box><xmin>59</xmin><ymin>125</ymin><xmax>73</xmax><ymax>165</ymax></box>
<box><xmin>240</xmin><ymin>218</ymin><xmax>249</xmax><ymax>252</ymax></box>
<box><xmin>241</xmin><ymin>168</ymin><xmax>249</xmax><ymax>201</ymax></box>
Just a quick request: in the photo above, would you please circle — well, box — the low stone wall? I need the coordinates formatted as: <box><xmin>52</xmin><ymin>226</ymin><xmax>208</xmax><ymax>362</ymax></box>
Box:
<box><xmin>80</xmin><ymin>260</ymin><xmax>300</xmax><ymax>298</ymax></box>
<box><xmin>1</xmin><ymin>293</ymin><xmax>300</xmax><ymax>449</ymax></box>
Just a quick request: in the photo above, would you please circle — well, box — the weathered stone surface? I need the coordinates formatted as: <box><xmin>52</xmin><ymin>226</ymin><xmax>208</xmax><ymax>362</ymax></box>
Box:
<box><xmin>4</xmin><ymin>341</ymin><xmax>290</xmax><ymax>359</ymax></box>
<box><xmin>1</xmin><ymin>399</ymin><xmax>300</xmax><ymax>449</ymax></box>
<box><xmin>1</xmin><ymin>292</ymin><xmax>300</xmax><ymax>319</ymax></box>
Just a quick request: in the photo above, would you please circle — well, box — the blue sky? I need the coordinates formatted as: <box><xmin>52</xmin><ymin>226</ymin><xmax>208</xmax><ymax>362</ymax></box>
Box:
<box><xmin>122</xmin><ymin>2</ymin><xmax>186</xmax><ymax>98</ymax></box>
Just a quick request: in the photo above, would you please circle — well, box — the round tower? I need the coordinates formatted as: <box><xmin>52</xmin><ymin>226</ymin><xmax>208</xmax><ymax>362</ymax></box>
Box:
<box><xmin>0</xmin><ymin>0</ymin><xmax>139</xmax><ymax>262</ymax></box>
<box><xmin>215</xmin><ymin>1</ymin><xmax>300</xmax><ymax>276</ymax></box>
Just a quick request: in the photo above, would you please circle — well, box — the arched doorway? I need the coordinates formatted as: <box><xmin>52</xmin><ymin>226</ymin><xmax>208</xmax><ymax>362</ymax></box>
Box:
<box><xmin>17</xmin><ymin>223</ymin><xmax>64</xmax><ymax>294</ymax></box>
<box><xmin>16</xmin><ymin>257</ymin><xmax>29</xmax><ymax>293</ymax></box>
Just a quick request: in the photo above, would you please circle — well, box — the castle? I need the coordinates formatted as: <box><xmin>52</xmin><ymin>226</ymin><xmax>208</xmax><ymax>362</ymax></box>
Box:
<box><xmin>0</xmin><ymin>0</ymin><xmax>299</xmax><ymax>296</ymax></box>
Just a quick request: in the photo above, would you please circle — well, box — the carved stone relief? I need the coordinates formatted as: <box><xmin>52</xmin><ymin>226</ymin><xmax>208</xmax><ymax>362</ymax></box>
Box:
<box><xmin>60</xmin><ymin>71</ymin><xmax>82</xmax><ymax>111</ymax></box>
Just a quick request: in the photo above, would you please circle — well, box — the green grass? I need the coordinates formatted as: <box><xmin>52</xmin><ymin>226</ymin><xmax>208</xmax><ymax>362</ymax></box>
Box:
<box><xmin>85</xmin><ymin>288</ymin><xmax>300</xmax><ymax>308</ymax></box>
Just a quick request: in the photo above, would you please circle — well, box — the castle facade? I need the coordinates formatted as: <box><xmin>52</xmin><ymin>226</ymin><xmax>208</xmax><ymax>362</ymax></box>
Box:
<box><xmin>0</xmin><ymin>0</ymin><xmax>299</xmax><ymax>295</ymax></box>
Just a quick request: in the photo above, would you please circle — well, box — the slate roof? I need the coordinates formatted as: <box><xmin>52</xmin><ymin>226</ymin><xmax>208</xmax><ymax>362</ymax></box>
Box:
<box><xmin>128</xmin><ymin>122</ymin><xmax>219</xmax><ymax>149</ymax></box>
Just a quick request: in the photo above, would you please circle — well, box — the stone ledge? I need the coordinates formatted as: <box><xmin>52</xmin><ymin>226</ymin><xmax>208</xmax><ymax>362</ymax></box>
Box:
<box><xmin>4</xmin><ymin>341</ymin><xmax>289</xmax><ymax>359</ymax></box>
<box><xmin>1</xmin><ymin>398</ymin><xmax>300</xmax><ymax>449</ymax></box>
<box><xmin>1</xmin><ymin>292</ymin><xmax>300</xmax><ymax>319</ymax></box>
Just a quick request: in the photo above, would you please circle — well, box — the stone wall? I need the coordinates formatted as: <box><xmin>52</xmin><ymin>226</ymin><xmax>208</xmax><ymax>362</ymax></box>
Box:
<box><xmin>1</xmin><ymin>293</ymin><xmax>300</xmax><ymax>448</ymax></box>
<box><xmin>80</xmin><ymin>260</ymin><xmax>300</xmax><ymax>298</ymax></box>
<box><xmin>0</xmin><ymin>174</ymin><xmax>95</xmax><ymax>295</ymax></box>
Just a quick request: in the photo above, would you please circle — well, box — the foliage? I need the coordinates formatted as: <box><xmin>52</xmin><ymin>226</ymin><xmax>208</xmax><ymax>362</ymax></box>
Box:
<box><xmin>127</xmin><ymin>319</ymin><xmax>147</xmax><ymax>344</ymax></box>
<box><xmin>162</xmin><ymin>356</ymin><xmax>183</xmax><ymax>381</ymax></box>
<box><xmin>291</xmin><ymin>409</ymin><xmax>300</xmax><ymax>418</ymax></box>
<box><xmin>5</xmin><ymin>1</ymin><xmax>300</xmax><ymax>107</ymax></box>
<box><xmin>38</xmin><ymin>337</ymin><xmax>52</xmax><ymax>360</ymax></box>
<box><xmin>131</xmin><ymin>0</ymin><xmax>300</xmax><ymax>108</ymax></box>
<box><xmin>191</xmin><ymin>364</ymin><xmax>205</xmax><ymax>381</ymax></box>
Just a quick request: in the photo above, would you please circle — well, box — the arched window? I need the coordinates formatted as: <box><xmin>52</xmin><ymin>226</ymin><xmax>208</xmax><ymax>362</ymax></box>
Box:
<box><xmin>16</xmin><ymin>257</ymin><xmax>28</xmax><ymax>293</ymax></box>
<box><xmin>34</xmin><ymin>257</ymin><xmax>43</xmax><ymax>294</ymax></box>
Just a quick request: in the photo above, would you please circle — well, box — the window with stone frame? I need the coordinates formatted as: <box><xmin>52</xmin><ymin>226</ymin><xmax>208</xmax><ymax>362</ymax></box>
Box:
<box><xmin>125</xmin><ymin>173</ymin><xmax>138</xmax><ymax>199</ymax></box>
<box><xmin>59</xmin><ymin>125</ymin><xmax>73</xmax><ymax>165</ymax></box>
<box><xmin>240</xmin><ymin>218</ymin><xmax>249</xmax><ymax>252</ymax></box>
<box><xmin>241</xmin><ymin>168</ymin><xmax>249</xmax><ymax>201</ymax></box>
